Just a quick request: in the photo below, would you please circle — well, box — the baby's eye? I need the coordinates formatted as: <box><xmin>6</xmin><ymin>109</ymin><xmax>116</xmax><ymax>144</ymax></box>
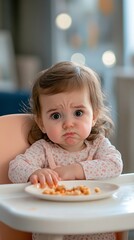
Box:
<box><xmin>51</xmin><ymin>112</ymin><xmax>61</xmax><ymax>120</ymax></box>
<box><xmin>74</xmin><ymin>110</ymin><xmax>83</xmax><ymax>117</ymax></box>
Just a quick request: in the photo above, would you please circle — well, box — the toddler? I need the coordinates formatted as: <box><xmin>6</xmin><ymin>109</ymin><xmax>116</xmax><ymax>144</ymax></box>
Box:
<box><xmin>8</xmin><ymin>61</ymin><xmax>123</xmax><ymax>240</ymax></box>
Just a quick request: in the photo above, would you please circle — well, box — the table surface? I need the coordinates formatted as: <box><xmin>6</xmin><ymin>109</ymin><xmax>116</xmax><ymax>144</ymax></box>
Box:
<box><xmin>0</xmin><ymin>174</ymin><xmax>134</xmax><ymax>235</ymax></box>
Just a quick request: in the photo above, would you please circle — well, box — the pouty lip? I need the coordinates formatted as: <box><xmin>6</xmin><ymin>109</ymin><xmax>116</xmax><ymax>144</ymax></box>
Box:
<box><xmin>63</xmin><ymin>132</ymin><xmax>75</xmax><ymax>136</ymax></box>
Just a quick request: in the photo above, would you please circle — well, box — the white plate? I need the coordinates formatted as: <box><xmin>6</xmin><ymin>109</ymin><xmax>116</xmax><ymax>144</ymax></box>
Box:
<box><xmin>25</xmin><ymin>180</ymin><xmax>119</xmax><ymax>202</ymax></box>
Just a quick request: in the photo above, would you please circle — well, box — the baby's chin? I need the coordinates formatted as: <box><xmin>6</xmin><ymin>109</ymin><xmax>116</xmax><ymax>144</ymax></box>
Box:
<box><xmin>59</xmin><ymin>141</ymin><xmax>85</xmax><ymax>152</ymax></box>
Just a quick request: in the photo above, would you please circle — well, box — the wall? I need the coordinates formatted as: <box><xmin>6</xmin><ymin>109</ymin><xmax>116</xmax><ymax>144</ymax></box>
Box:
<box><xmin>15</xmin><ymin>0</ymin><xmax>52</xmax><ymax>68</ymax></box>
<box><xmin>0</xmin><ymin>0</ymin><xmax>53</xmax><ymax>89</ymax></box>
<box><xmin>0</xmin><ymin>0</ymin><xmax>52</xmax><ymax>69</ymax></box>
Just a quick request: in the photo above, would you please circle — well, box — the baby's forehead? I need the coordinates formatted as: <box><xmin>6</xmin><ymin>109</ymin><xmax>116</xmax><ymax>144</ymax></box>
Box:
<box><xmin>41</xmin><ymin>88</ymin><xmax>89</xmax><ymax>99</ymax></box>
<box><xmin>40</xmin><ymin>89</ymin><xmax>91</xmax><ymax>109</ymax></box>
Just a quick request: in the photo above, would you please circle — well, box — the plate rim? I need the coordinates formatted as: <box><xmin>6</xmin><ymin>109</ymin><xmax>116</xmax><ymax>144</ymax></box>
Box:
<box><xmin>25</xmin><ymin>180</ymin><xmax>120</xmax><ymax>202</ymax></box>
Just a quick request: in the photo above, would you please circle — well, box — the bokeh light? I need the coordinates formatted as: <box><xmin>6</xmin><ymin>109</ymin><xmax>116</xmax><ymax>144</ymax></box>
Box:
<box><xmin>55</xmin><ymin>13</ymin><xmax>72</xmax><ymax>30</ymax></box>
<box><xmin>71</xmin><ymin>53</ymin><xmax>86</xmax><ymax>65</ymax></box>
<box><xmin>102</xmin><ymin>50</ymin><xmax>116</xmax><ymax>67</ymax></box>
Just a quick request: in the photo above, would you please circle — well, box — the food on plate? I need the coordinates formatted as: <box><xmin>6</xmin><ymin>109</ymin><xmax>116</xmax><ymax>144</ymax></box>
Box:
<box><xmin>42</xmin><ymin>184</ymin><xmax>101</xmax><ymax>196</ymax></box>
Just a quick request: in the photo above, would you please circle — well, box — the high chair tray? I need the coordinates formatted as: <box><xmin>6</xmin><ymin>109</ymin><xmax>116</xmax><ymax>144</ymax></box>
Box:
<box><xmin>0</xmin><ymin>173</ymin><xmax>134</xmax><ymax>234</ymax></box>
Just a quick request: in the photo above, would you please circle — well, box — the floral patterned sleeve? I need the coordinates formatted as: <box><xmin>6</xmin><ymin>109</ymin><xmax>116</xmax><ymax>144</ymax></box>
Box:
<box><xmin>80</xmin><ymin>137</ymin><xmax>123</xmax><ymax>180</ymax></box>
<box><xmin>8</xmin><ymin>139</ymin><xmax>47</xmax><ymax>183</ymax></box>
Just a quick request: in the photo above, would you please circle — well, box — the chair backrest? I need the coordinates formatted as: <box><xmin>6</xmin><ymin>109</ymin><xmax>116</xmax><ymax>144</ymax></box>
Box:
<box><xmin>0</xmin><ymin>113</ymin><xmax>32</xmax><ymax>240</ymax></box>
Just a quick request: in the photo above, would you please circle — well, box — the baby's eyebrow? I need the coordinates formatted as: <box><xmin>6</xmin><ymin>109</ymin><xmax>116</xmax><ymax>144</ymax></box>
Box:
<box><xmin>46</xmin><ymin>108</ymin><xmax>58</xmax><ymax>114</ymax></box>
<box><xmin>46</xmin><ymin>105</ymin><xmax>86</xmax><ymax>114</ymax></box>
<box><xmin>73</xmin><ymin>105</ymin><xmax>86</xmax><ymax>108</ymax></box>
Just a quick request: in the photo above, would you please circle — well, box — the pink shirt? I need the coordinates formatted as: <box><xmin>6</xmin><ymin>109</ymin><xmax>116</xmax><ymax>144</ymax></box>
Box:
<box><xmin>8</xmin><ymin>134</ymin><xmax>123</xmax><ymax>183</ymax></box>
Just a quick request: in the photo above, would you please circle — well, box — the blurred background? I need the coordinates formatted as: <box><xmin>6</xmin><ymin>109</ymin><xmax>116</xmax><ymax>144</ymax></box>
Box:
<box><xmin>0</xmin><ymin>0</ymin><xmax>134</xmax><ymax>175</ymax></box>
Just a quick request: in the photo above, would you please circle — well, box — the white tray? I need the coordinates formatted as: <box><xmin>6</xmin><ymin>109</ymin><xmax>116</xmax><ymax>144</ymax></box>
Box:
<box><xmin>0</xmin><ymin>173</ymin><xmax>134</xmax><ymax>234</ymax></box>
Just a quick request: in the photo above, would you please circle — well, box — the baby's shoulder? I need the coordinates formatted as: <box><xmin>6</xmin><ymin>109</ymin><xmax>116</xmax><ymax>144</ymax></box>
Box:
<box><xmin>93</xmin><ymin>135</ymin><xmax>112</xmax><ymax>147</ymax></box>
<box><xmin>30</xmin><ymin>139</ymin><xmax>47</xmax><ymax>148</ymax></box>
<box><xmin>87</xmin><ymin>135</ymin><xmax>110</xmax><ymax>147</ymax></box>
<box><xmin>34</xmin><ymin>139</ymin><xmax>55</xmax><ymax>148</ymax></box>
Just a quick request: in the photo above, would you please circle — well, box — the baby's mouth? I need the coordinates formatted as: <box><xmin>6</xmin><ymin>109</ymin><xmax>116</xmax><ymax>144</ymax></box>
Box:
<box><xmin>63</xmin><ymin>132</ymin><xmax>75</xmax><ymax>137</ymax></box>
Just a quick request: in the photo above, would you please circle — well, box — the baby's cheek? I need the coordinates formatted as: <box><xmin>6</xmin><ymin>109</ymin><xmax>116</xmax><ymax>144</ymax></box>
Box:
<box><xmin>81</xmin><ymin>124</ymin><xmax>92</xmax><ymax>138</ymax></box>
<box><xmin>47</xmin><ymin>128</ymin><xmax>60</xmax><ymax>142</ymax></box>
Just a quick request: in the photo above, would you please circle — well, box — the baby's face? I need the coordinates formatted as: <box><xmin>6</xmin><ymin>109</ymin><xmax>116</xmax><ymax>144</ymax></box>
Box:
<box><xmin>38</xmin><ymin>89</ymin><xmax>97</xmax><ymax>152</ymax></box>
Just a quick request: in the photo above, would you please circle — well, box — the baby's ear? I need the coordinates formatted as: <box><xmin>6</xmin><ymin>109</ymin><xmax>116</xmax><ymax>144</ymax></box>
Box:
<box><xmin>92</xmin><ymin>119</ymin><xmax>96</xmax><ymax>127</ymax></box>
<box><xmin>92</xmin><ymin>111</ymin><xmax>99</xmax><ymax>126</ymax></box>
<box><xmin>34</xmin><ymin>115</ymin><xmax>46</xmax><ymax>133</ymax></box>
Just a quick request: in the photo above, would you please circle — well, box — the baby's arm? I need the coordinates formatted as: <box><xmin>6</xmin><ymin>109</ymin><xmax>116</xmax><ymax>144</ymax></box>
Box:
<box><xmin>80</xmin><ymin>138</ymin><xmax>123</xmax><ymax>180</ymax></box>
<box><xmin>8</xmin><ymin>140</ymin><xmax>48</xmax><ymax>183</ymax></box>
<box><xmin>54</xmin><ymin>137</ymin><xmax>123</xmax><ymax>181</ymax></box>
<box><xmin>54</xmin><ymin>163</ymin><xmax>85</xmax><ymax>181</ymax></box>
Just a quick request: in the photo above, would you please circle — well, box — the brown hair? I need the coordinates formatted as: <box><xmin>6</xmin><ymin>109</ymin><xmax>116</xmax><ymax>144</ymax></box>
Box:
<box><xmin>28</xmin><ymin>61</ymin><xmax>114</xmax><ymax>144</ymax></box>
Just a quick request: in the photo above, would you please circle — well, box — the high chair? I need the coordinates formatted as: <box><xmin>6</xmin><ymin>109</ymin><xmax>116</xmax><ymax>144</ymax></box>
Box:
<box><xmin>0</xmin><ymin>114</ymin><xmax>128</xmax><ymax>240</ymax></box>
<box><xmin>0</xmin><ymin>114</ymin><xmax>33</xmax><ymax>240</ymax></box>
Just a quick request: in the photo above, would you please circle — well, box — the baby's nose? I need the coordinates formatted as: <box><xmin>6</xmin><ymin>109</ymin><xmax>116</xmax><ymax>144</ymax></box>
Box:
<box><xmin>63</xmin><ymin>117</ymin><xmax>74</xmax><ymax>129</ymax></box>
